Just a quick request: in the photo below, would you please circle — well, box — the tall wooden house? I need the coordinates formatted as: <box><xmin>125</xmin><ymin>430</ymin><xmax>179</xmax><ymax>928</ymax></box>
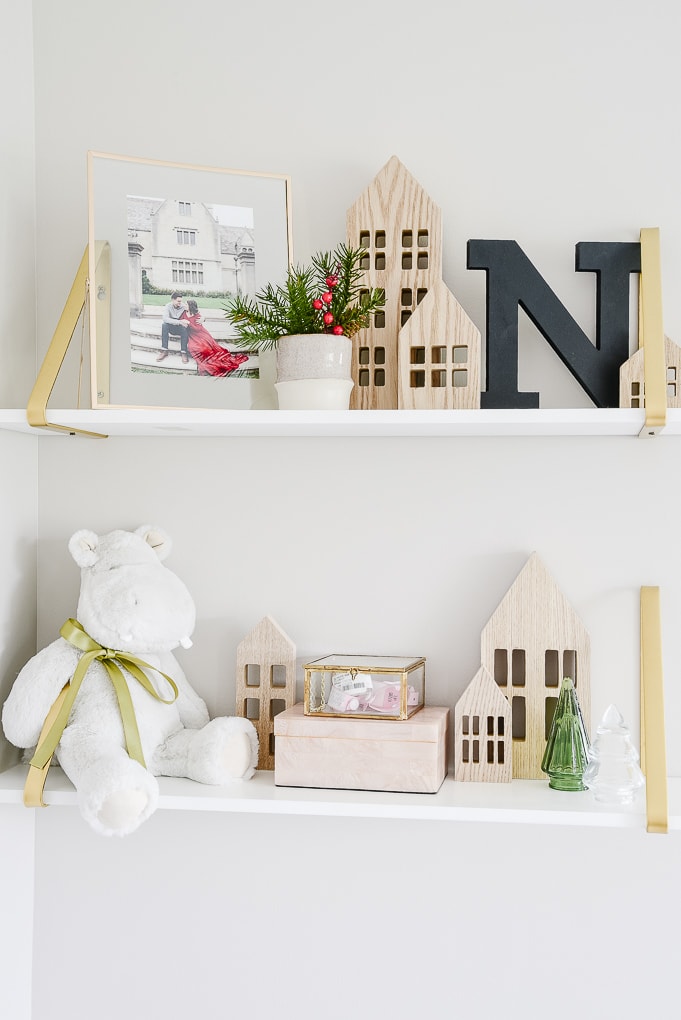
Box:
<box><xmin>619</xmin><ymin>335</ymin><xmax>681</xmax><ymax>409</ymax></box>
<box><xmin>480</xmin><ymin>553</ymin><xmax>590</xmax><ymax>780</ymax></box>
<box><xmin>397</xmin><ymin>278</ymin><xmax>481</xmax><ymax>409</ymax></box>
<box><xmin>454</xmin><ymin>666</ymin><xmax>512</xmax><ymax>782</ymax></box>
<box><xmin>235</xmin><ymin>616</ymin><xmax>296</xmax><ymax>770</ymax></box>
<box><xmin>346</xmin><ymin>156</ymin><xmax>442</xmax><ymax>409</ymax></box>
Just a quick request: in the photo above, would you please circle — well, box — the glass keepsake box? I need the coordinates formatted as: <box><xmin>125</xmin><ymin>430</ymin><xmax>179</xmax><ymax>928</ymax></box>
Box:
<box><xmin>303</xmin><ymin>654</ymin><xmax>425</xmax><ymax>720</ymax></box>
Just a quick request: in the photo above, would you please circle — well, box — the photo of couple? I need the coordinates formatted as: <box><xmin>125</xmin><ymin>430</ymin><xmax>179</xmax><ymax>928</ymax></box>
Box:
<box><xmin>127</xmin><ymin>193</ymin><xmax>258</xmax><ymax>380</ymax></box>
<box><xmin>156</xmin><ymin>293</ymin><xmax>249</xmax><ymax>377</ymax></box>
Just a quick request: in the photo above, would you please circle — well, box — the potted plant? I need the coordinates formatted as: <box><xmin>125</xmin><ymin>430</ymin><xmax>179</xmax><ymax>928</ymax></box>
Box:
<box><xmin>225</xmin><ymin>243</ymin><xmax>384</xmax><ymax>409</ymax></box>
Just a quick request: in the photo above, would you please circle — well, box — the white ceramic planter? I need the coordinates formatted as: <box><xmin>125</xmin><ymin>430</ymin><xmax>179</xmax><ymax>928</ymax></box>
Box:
<box><xmin>275</xmin><ymin>334</ymin><xmax>354</xmax><ymax>410</ymax></box>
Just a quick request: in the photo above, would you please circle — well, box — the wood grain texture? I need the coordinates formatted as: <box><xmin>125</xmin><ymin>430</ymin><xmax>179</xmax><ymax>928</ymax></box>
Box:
<box><xmin>619</xmin><ymin>337</ymin><xmax>681</xmax><ymax>409</ymax></box>
<box><xmin>274</xmin><ymin>703</ymin><xmax>449</xmax><ymax>793</ymax></box>
<box><xmin>235</xmin><ymin>616</ymin><xmax>296</xmax><ymax>770</ymax></box>
<box><xmin>454</xmin><ymin>667</ymin><xmax>512</xmax><ymax>782</ymax></box>
<box><xmin>397</xmin><ymin>278</ymin><xmax>481</xmax><ymax>409</ymax></box>
<box><xmin>480</xmin><ymin>553</ymin><xmax>591</xmax><ymax>780</ymax></box>
<box><xmin>346</xmin><ymin>156</ymin><xmax>442</xmax><ymax>410</ymax></box>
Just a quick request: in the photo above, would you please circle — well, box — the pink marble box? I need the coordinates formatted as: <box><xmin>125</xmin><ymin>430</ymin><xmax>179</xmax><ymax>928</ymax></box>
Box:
<box><xmin>274</xmin><ymin>703</ymin><xmax>449</xmax><ymax>794</ymax></box>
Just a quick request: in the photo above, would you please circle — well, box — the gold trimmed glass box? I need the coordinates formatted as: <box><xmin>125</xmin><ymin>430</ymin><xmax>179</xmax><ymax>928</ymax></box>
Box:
<box><xmin>303</xmin><ymin>654</ymin><xmax>425</xmax><ymax>720</ymax></box>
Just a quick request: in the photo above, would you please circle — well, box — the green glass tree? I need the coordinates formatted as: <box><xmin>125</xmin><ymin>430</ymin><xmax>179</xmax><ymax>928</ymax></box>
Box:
<box><xmin>541</xmin><ymin>677</ymin><xmax>590</xmax><ymax>791</ymax></box>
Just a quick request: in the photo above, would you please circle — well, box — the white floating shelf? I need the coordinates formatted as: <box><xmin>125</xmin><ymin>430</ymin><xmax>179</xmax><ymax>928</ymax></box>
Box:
<box><xmin>1</xmin><ymin>764</ymin><xmax>678</xmax><ymax>830</ymax></box>
<box><xmin>1</xmin><ymin>407</ymin><xmax>680</xmax><ymax>438</ymax></box>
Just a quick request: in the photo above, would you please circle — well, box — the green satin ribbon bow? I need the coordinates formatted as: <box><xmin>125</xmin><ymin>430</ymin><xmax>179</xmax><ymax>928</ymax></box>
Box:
<box><xmin>30</xmin><ymin>618</ymin><xmax>179</xmax><ymax>771</ymax></box>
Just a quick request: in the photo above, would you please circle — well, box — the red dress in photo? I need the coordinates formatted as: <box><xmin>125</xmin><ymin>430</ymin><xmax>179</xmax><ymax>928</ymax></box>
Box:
<box><xmin>183</xmin><ymin>312</ymin><xmax>249</xmax><ymax>377</ymax></box>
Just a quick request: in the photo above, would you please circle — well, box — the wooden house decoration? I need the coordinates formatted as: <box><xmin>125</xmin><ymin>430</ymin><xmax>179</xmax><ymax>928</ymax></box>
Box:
<box><xmin>346</xmin><ymin>156</ymin><xmax>442</xmax><ymax>410</ymax></box>
<box><xmin>454</xmin><ymin>666</ymin><xmax>512</xmax><ymax>782</ymax></box>
<box><xmin>235</xmin><ymin>616</ymin><xmax>296</xmax><ymax>770</ymax></box>
<box><xmin>397</xmin><ymin>278</ymin><xmax>481</xmax><ymax>409</ymax></box>
<box><xmin>619</xmin><ymin>336</ymin><xmax>681</xmax><ymax>409</ymax></box>
<box><xmin>480</xmin><ymin>553</ymin><xmax>590</xmax><ymax>780</ymax></box>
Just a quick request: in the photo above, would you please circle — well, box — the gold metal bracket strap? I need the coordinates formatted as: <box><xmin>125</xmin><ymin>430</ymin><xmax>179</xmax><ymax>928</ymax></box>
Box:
<box><xmin>23</xmin><ymin>684</ymin><xmax>70</xmax><ymax>807</ymax></box>
<box><xmin>640</xmin><ymin>586</ymin><xmax>668</xmax><ymax>833</ymax></box>
<box><xmin>26</xmin><ymin>241</ymin><xmax>110</xmax><ymax>438</ymax></box>
<box><xmin>638</xmin><ymin>228</ymin><xmax>667</xmax><ymax>437</ymax></box>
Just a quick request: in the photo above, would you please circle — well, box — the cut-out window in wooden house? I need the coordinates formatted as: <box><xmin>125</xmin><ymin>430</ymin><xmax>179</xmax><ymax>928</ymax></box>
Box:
<box><xmin>432</xmin><ymin>346</ymin><xmax>446</xmax><ymax>364</ymax></box>
<box><xmin>545</xmin><ymin>650</ymin><xmax>560</xmax><ymax>687</ymax></box>
<box><xmin>410</xmin><ymin>370</ymin><xmax>425</xmax><ymax>388</ymax></box>
<box><xmin>563</xmin><ymin>649</ymin><xmax>577</xmax><ymax>684</ymax></box>
<box><xmin>359</xmin><ymin>369</ymin><xmax>370</xmax><ymax>386</ymax></box>
<box><xmin>374</xmin><ymin>311</ymin><xmax>386</xmax><ymax>328</ymax></box>
<box><xmin>631</xmin><ymin>381</ymin><xmax>641</xmax><ymax>408</ymax></box>
<box><xmin>271</xmin><ymin>665</ymin><xmax>287</xmax><ymax>688</ymax></box>
<box><xmin>374</xmin><ymin>347</ymin><xmax>386</xmax><ymax>364</ymax></box>
<box><xmin>462</xmin><ymin>739</ymin><xmax>470</xmax><ymax>762</ymax></box>
<box><xmin>270</xmin><ymin>698</ymin><xmax>286</xmax><ymax>721</ymax></box>
<box><xmin>545</xmin><ymin>696</ymin><xmax>558</xmax><ymax>739</ymax></box>
<box><xmin>417</xmin><ymin>230</ymin><xmax>429</xmax><ymax>247</ymax></box>
<box><xmin>401</xmin><ymin>288</ymin><xmax>413</xmax><ymax>306</ymax></box>
<box><xmin>402</xmin><ymin>230</ymin><xmax>413</xmax><ymax>247</ymax></box>
<box><xmin>417</xmin><ymin>252</ymin><xmax>429</xmax><ymax>269</ymax></box>
<box><xmin>512</xmin><ymin>649</ymin><xmax>526</xmax><ymax>686</ymax></box>
<box><xmin>244</xmin><ymin>698</ymin><xmax>260</xmax><ymax>721</ymax></box>
<box><xmin>472</xmin><ymin>740</ymin><xmax>480</xmax><ymax>763</ymax></box>
<box><xmin>359</xmin><ymin>231</ymin><xmax>370</xmax><ymax>248</ymax></box>
<box><xmin>432</xmin><ymin>370</ymin><xmax>446</xmax><ymax>387</ymax></box>
<box><xmin>375</xmin><ymin>252</ymin><xmax>386</xmax><ymax>270</ymax></box>
<box><xmin>410</xmin><ymin>346</ymin><xmax>426</xmax><ymax>364</ymax></box>
<box><xmin>360</xmin><ymin>252</ymin><xmax>370</xmax><ymax>270</ymax></box>
<box><xmin>374</xmin><ymin>369</ymin><xmax>386</xmax><ymax>386</ymax></box>
<box><xmin>453</xmin><ymin>345</ymin><xmax>468</xmax><ymax>364</ymax></box>
<box><xmin>416</xmin><ymin>288</ymin><xmax>428</xmax><ymax>305</ymax></box>
<box><xmin>375</xmin><ymin>230</ymin><xmax>386</xmax><ymax>248</ymax></box>
<box><xmin>453</xmin><ymin>369</ymin><xmax>468</xmax><ymax>387</ymax></box>
<box><xmin>667</xmin><ymin>366</ymin><xmax>677</xmax><ymax>399</ymax></box>
<box><xmin>359</xmin><ymin>347</ymin><xmax>370</xmax><ymax>365</ymax></box>
<box><xmin>401</xmin><ymin>310</ymin><xmax>412</xmax><ymax>326</ymax></box>
<box><xmin>245</xmin><ymin>664</ymin><xmax>260</xmax><ymax>687</ymax></box>
<box><xmin>402</xmin><ymin>252</ymin><xmax>413</xmax><ymax>269</ymax></box>
<box><xmin>512</xmin><ymin>696</ymin><xmax>526</xmax><ymax>740</ymax></box>
<box><xmin>494</xmin><ymin>648</ymin><xmax>508</xmax><ymax>686</ymax></box>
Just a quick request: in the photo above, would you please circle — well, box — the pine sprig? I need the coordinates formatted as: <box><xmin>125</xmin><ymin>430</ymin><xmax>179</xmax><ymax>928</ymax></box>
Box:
<box><xmin>225</xmin><ymin>244</ymin><xmax>384</xmax><ymax>350</ymax></box>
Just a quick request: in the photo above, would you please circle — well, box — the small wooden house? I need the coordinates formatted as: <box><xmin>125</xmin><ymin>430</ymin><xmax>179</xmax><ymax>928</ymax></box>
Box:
<box><xmin>480</xmin><ymin>553</ymin><xmax>590</xmax><ymax>780</ymax></box>
<box><xmin>235</xmin><ymin>616</ymin><xmax>296</xmax><ymax>770</ymax></box>
<box><xmin>397</xmin><ymin>278</ymin><xmax>481</xmax><ymax>409</ymax></box>
<box><xmin>346</xmin><ymin>156</ymin><xmax>442</xmax><ymax>410</ymax></box>
<box><xmin>454</xmin><ymin>666</ymin><xmax>512</xmax><ymax>782</ymax></box>
<box><xmin>619</xmin><ymin>336</ymin><xmax>681</xmax><ymax>409</ymax></box>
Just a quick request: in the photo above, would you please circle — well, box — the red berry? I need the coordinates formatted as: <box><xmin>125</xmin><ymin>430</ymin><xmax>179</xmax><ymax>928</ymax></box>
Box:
<box><xmin>326</xmin><ymin>275</ymin><xmax>339</xmax><ymax>288</ymax></box>
<box><xmin>322</xmin><ymin>291</ymin><xmax>333</xmax><ymax>304</ymax></box>
<box><xmin>332</xmin><ymin>325</ymin><xmax>344</xmax><ymax>335</ymax></box>
<box><xmin>323</xmin><ymin>312</ymin><xmax>334</xmax><ymax>325</ymax></box>
<box><xmin>312</xmin><ymin>299</ymin><xmax>323</xmax><ymax>310</ymax></box>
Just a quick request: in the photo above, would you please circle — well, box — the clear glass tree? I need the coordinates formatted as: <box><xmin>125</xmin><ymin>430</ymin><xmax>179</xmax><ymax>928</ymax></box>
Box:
<box><xmin>583</xmin><ymin>704</ymin><xmax>645</xmax><ymax>804</ymax></box>
<box><xmin>541</xmin><ymin>677</ymin><xmax>590</xmax><ymax>791</ymax></box>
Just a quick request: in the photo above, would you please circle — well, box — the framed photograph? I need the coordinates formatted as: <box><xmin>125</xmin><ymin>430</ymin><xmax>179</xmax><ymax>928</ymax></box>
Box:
<box><xmin>87</xmin><ymin>151</ymin><xmax>292</xmax><ymax>410</ymax></box>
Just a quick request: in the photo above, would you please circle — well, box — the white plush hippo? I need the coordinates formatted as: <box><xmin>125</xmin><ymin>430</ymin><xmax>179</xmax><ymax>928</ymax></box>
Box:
<box><xmin>2</xmin><ymin>525</ymin><xmax>258</xmax><ymax>836</ymax></box>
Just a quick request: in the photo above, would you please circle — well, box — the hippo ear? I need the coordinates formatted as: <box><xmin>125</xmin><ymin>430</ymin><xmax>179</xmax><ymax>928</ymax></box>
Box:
<box><xmin>135</xmin><ymin>524</ymin><xmax>172</xmax><ymax>561</ymax></box>
<box><xmin>69</xmin><ymin>529</ymin><xmax>100</xmax><ymax>568</ymax></box>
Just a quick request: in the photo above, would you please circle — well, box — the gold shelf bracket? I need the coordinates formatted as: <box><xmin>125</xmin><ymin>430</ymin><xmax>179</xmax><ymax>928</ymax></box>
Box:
<box><xmin>640</xmin><ymin>586</ymin><xmax>668</xmax><ymax>833</ymax></box>
<box><xmin>26</xmin><ymin>242</ymin><xmax>110</xmax><ymax>438</ymax></box>
<box><xmin>638</xmin><ymin>228</ymin><xmax>667</xmax><ymax>437</ymax></box>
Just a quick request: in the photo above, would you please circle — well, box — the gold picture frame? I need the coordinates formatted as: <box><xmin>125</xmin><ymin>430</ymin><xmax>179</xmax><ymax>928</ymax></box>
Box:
<box><xmin>87</xmin><ymin>151</ymin><xmax>292</xmax><ymax>410</ymax></box>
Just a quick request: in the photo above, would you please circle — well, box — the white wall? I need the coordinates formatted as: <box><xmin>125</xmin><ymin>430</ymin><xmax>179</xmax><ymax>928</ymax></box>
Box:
<box><xmin>19</xmin><ymin>1</ymin><xmax>681</xmax><ymax>1017</ymax></box>
<box><xmin>0</xmin><ymin>4</ymin><xmax>38</xmax><ymax>1019</ymax></box>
